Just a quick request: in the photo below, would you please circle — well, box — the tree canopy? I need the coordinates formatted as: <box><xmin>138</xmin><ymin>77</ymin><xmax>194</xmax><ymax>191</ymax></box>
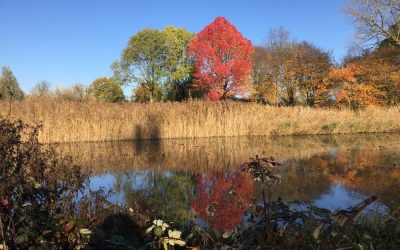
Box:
<box><xmin>113</xmin><ymin>26</ymin><xmax>194</xmax><ymax>102</ymax></box>
<box><xmin>253</xmin><ymin>28</ymin><xmax>332</xmax><ymax>106</ymax></box>
<box><xmin>88</xmin><ymin>77</ymin><xmax>125</xmax><ymax>103</ymax></box>
<box><xmin>188</xmin><ymin>17</ymin><xmax>254</xmax><ymax>100</ymax></box>
<box><xmin>2</xmin><ymin>15</ymin><xmax>397</xmax><ymax>109</ymax></box>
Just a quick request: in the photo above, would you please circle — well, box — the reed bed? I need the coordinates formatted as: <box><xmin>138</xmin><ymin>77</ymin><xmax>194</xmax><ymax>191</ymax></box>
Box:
<box><xmin>1</xmin><ymin>97</ymin><xmax>399</xmax><ymax>143</ymax></box>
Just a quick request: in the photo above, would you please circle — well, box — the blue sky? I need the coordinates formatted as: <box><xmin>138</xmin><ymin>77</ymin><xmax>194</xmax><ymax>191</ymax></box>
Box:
<box><xmin>0</xmin><ymin>0</ymin><xmax>354</xmax><ymax>93</ymax></box>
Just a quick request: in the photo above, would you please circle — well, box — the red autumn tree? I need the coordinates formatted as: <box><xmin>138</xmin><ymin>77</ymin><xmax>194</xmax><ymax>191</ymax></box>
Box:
<box><xmin>188</xmin><ymin>17</ymin><xmax>254</xmax><ymax>100</ymax></box>
<box><xmin>190</xmin><ymin>172</ymin><xmax>253</xmax><ymax>233</ymax></box>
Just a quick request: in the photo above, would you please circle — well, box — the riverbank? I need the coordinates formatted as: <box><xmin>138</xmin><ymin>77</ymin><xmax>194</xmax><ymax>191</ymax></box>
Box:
<box><xmin>1</xmin><ymin>97</ymin><xmax>399</xmax><ymax>143</ymax></box>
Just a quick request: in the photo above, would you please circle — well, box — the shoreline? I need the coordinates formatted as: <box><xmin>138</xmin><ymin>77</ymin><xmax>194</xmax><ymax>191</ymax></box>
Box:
<box><xmin>44</xmin><ymin>130</ymin><xmax>400</xmax><ymax>145</ymax></box>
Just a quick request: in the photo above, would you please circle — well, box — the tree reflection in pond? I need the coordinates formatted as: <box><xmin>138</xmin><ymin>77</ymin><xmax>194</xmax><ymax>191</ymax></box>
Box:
<box><xmin>112</xmin><ymin>171</ymin><xmax>196</xmax><ymax>226</ymax></box>
<box><xmin>190</xmin><ymin>172</ymin><xmax>253</xmax><ymax>233</ymax></box>
<box><xmin>84</xmin><ymin>133</ymin><xmax>400</xmax><ymax>234</ymax></box>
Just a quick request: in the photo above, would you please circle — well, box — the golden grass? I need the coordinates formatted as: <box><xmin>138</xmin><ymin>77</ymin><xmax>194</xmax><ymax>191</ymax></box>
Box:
<box><xmin>1</xmin><ymin>97</ymin><xmax>399</xmax><ymax>143</ymax></box>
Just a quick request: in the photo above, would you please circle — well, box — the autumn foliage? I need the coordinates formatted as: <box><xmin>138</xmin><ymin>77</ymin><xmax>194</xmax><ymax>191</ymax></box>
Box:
<box><xmin>315</xmin><ymin>64</ymin><xmax>379</xmax><ymax>109</ymax></box>
<box><xmin>190</xmin><ymin>172</ymin><xmax>253</xmax><ymax>233</ymax></box>
<box><xmin>188</xmin><ymin>17</ymin><xmax>254</xmax><ymax>100</ymax></box>
<box><xmin>350</xmin><ymin>45</ymin><xmax>400</xmax><ymax>107</ymax></box>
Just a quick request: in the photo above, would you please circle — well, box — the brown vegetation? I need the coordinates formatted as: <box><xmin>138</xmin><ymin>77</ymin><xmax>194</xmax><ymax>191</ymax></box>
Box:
<box><xmin>1</xmin><ymin>97</ymin><xmax>399</xmax><ymax>143</ymax></box>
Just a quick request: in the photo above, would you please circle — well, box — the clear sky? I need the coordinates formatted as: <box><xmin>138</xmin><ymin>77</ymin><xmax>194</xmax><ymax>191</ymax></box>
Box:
<box><xmin>0</xmin><ymin>0</ymin><xmax>354</xmax><ymax>93</ymax></box>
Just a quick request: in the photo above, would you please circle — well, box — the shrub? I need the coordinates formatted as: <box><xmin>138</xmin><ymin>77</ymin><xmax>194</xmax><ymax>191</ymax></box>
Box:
<box><xmin>0</xmin><ymin>117</ymin><xmax>90</xmax><ymax>248</ymax></box>
<box><xmin>30</xmin><ymin>80</ymin><xmax>51</xmax><ymax>96</ymax></box>
<box><xmin>88</xmin><ymin>77</ymin><xmax>125</xmax><ymax>103</ymax></box>
<box><xmin>54</xmin><ymin>83</ymin><xmax>88</xmax><ymax>101</ymax></box>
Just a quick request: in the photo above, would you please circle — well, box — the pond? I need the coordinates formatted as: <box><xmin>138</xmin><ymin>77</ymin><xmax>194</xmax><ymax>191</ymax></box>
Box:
<box><xmin>55</xmin><ymin>133</ymin><xmax>400</xmax><ymax>233</ymax></box>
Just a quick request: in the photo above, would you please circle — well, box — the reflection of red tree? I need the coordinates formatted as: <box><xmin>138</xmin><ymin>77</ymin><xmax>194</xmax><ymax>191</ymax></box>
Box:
<box><xmin>190</xmin><ymin>172</ymin><xmax>253</xmax><ymax>233</ymax></box>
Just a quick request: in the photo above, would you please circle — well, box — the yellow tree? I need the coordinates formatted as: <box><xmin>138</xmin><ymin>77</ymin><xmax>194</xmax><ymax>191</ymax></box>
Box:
<box><xmin>252</xmin><ymin>46</ymin><xmax>277</xmax><ymax>104</ymax></box>
<box><xmin>289</xmin><ymin>42</ymin><xmax>332</xmax><ymax>106</ymax></box>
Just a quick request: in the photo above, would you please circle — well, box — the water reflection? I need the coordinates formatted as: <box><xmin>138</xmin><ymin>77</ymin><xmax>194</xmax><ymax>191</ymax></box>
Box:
<box><xmin>58</xmin><ymin>133</ymin><xmax>400</xmax><ymax>231</ymax></box>
<box><xmin>313</xmin><ymin>184</ymin><xmax>387</xmax><ymax>214</ymax></box>
<box><xmin>55</xmin><ymin>135</ymin><xmax>357</xmax><ymax>174</ymax></box>
<box><xmin>191</xmin><ymin>172</ymin><xmax>253</xmax><ymax>233</ymax></box>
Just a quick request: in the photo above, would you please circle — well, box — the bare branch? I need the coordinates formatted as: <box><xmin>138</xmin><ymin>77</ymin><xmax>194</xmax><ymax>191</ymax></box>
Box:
<box><xmin>345</xmin><ymin>0</ymin><xmax>400</xmax><ymax>46</ymax></box>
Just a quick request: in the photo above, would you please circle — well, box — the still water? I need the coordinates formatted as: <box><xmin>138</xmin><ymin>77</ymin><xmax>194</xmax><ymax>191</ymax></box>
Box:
<box><xmin>56</xmin><ymin>133</ymin><xmax>400</xmax><ymax>232</ymax></box>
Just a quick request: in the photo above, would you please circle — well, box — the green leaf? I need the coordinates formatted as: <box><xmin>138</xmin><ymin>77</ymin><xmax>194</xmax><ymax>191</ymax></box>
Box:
<box><xmin>154</xmin><ymin>226</ymin><xmax>163</xmax><ymax>237</ymax></box>
<box><xmin>15</xmin><ymin>234</ymin><xmax>28</xmax><ymax>245</ymax></box>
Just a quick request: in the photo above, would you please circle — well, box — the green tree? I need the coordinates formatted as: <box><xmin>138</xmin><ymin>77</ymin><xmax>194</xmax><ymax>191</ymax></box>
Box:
<box><xmin>0</xmin><ymin>66</ymin><xmax>24</xmax><ymax>101</ymax></box>
<box><xmin>112</xmin><ymin>29</ymin><xmax>169</xmax><ymax>103</ymax></box>
<box><xmin>88</xmin><ymin>77</ymin><xmax>125</xmax><ymax>103</ymax></box>
<box><xmin>163</xmin><ymin>26</ymin><xmax>195</xmax><ymax>101</ymax></box>
<box><xmin>131</xmin><ymin>84</ymin><xmax>163</xmax><ymax>103</ymax></box>
<box><xmin>113</xmin><ymin>27</ymin><xmax>194</xmax><ymax>102</ymax></box>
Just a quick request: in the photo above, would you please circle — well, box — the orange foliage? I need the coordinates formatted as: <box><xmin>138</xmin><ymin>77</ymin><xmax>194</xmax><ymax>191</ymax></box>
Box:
<box><xmin>354</xmin><ymin>46</ymin><xmax>400</xmax><ymax>106</ymax></box>
<box><xmin>316</xmin><ymin>63</ymin><xmax>380</xmax><ymax>109</ymax></box>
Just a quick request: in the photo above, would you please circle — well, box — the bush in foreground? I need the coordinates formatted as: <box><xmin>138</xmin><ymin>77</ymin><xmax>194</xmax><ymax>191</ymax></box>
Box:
<box><xmin>0</xmin><ymin>117</ymin><xmax>147</xmax><ymax>249</ymax></box>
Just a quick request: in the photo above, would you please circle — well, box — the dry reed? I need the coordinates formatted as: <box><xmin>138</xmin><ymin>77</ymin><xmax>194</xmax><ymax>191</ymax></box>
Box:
<box><xmin>1</xmin><ymin>96</ymin><xmax>399</xmax><ymax>143</ymax></box>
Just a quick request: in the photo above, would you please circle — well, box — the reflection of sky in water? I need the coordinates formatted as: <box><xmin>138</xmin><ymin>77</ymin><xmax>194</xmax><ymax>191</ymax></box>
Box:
<box><xmin>90</xmin><ymin>174</ymin><xmax>115</xmax><ymax>191</ymax></box>
<box><xmin>313</xmin><ymin>184</ymin><xmax>388</xmax><ymax>214</ymax></box>
<box><xmin>89</xmin><ymin>173</ymin><xmax>389</xmax><ymax>214</ymax></box>
<box><xmin>90</xmin><ymin>174</ymin><xmax>123</xmax><ymax>204</ymax></box>
<box><xmin>90</xmin><ymin>171</ymin><xmax>178</xmax><ymax>205</ymax></box>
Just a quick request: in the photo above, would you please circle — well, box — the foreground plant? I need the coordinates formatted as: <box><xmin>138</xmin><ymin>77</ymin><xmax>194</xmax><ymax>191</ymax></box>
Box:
<box><xmin>0</xmin><ymin>118</ymin><xmax>139</xmax><ymax>249</ymax></box>
<box><xmin>184</xmin><ymin>156</ymin><xmax>400</xmax><ymax>249</ymax></box>
<box><xmin>0</xmin><ymin>118</ymin><xmax>85</xmax><ymax>248</ymax></box>
<box><xmin>145</xmin><ymin>219</ymin><xmax>186</xmax><ymax>249</ymax></box>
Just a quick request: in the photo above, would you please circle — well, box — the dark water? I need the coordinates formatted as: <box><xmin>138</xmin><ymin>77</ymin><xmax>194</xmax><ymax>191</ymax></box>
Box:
<box><xmin>56</xmin><ymin>133</ymin><xmax>400</xmax><ymax>232</ymax></box>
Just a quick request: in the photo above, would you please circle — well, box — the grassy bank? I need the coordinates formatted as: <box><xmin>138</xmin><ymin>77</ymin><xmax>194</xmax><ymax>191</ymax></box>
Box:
<box><xmin>1</xmin><ymin>97</ymin><xmax>399</xmax><ymax>143</ymax></box>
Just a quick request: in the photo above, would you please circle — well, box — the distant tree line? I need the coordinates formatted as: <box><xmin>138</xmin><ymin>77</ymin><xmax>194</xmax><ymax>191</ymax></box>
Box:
<box><xmin>1</xmin><ymin>0</ymin><xmax>398</xmax><ymax>109</ymax></box>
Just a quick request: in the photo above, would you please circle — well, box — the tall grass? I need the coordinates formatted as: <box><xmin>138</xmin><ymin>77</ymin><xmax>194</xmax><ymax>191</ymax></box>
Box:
<box><xmin>1</xmin><ymin>96</ymin><xmax>399</xmax><ymax>143</ymax></box>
